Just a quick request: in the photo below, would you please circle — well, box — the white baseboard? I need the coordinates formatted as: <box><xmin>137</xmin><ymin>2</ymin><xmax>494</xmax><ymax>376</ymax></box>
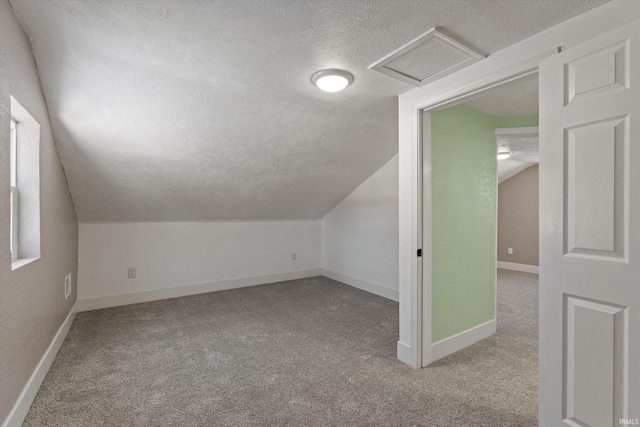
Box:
<box><xmin>2</xmin><ymin>302</ymin><xmax>77</xmax><ymax>427</ymax></box>
<box><xmin>430</xmin><ymin>319</ymin><xmax>496</xmax><ymax>363</ymax></box>
<box><xmin>397</xmin><ymin>341</ymin><xmax>418</xmax><ymax>368</ymax></box>
<box><xmin>78</xmin><ymin>268</ymin><xmax>323</xmax><ymax>312</ymax></box>
<box><xmin>496</xmin><ymin>261</ymin><xmax>539</xmax><ymax>274</ymax></box>
<box><xmin>321</xmin><ymin>269</ymin><xmax>399</xmax><ymax>302</ymax></box>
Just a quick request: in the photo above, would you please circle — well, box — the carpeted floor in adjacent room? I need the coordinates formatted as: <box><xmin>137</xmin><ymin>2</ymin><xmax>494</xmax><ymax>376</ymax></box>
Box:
<box><xmin>24</xmin><ymin>269</ymin><xmax>538</xmax><ymax>426</ymax></box>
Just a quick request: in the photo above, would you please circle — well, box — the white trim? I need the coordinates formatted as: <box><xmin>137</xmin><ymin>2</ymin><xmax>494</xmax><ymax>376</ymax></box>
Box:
<box><xmin>394</xmin><ymin>0</ymin><xmax>640</xmax><ymax>379</ymax></box>
<box><xmin>407</xmin><ymin>50</ymin><xmax>554</xmax><ymax>112</ymax></box>
<box><xmin>2</xmin><ymin>303</ymin><xmax>77</xmax><ymax>427</ymax></box>
<box><xmin>321</xmin><ymin>269</ymin><xmax>399</xmax><ymax>302</ymax></box>
<box><xmin>78</xmin><ymin>269</ymin><xmax>322</xmax><ymax>312</ymax></box>
<box><xmin>430</xmin><ymin>319</ymin><xmax>497</xmax><ymax>362</ymax></box>
<box><xmin>9</xmin><ymin>95</ymin><xmax>38</xmax><ymax>123</ymax></box>
<box><xmin>419</xmin><ymin>112</ymin><xmax>429</xmax><ymax>367</ymax></box>
<box><xmin>370</xmin><ymin>27</ymin><xmax>485</xmax><ymax>87</ymax></box>
<box><xmin>497</xmin><ymin>261</ymin><xmax>540</xmax><ymax>274</ymax></box>
<box><xmin>400</xmin><ymin>49</ymin><xmax>557</xmax><ymax>369</ymax></box>
<box><xmin>9</xmin><ymin>186</ymin><xmax>18</xmax><ymax>263</ymax></box>
<box><xmin>11</xmin><ymin>257</ymin><xmax>39</xmax><ymax>271</ymax></box>
<box><xmin>10</xmin><ymin>119</ymin><xmax>17</xmax><ymax>263</ymax></box>
<box><xmin>397</xmin><ymin>341</ymin><xmax>415</xmax><ymax>366</ymax></box>
<box><xmin>495</xmin><ymin>146</ymin><xmax>499</xmax><ymax>357</ymax></box>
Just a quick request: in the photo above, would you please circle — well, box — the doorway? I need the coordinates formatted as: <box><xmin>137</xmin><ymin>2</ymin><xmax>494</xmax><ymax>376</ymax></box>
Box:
<box><xmin>414</xmin><ymin>66</ymin><xmax>545</xmax><ymax>368</ymax></box>
<box><xmin>398</xmin><ymin>15</ymin><xmax>640</xmax><ymax>426</ymax></box>
<box><xmin>422</xmin><ymin>76</ymin><xmax>540</xmax><ymax>362</ymax></box>
<box><xmin>419</xmin><ymin>79</ymin><xmax>542</xmax><ymax>420</ymax></box>
<box><xmin>395</xmin><ymin>45</ymin><xmax>552</xmax><ymax>369</ymax></box>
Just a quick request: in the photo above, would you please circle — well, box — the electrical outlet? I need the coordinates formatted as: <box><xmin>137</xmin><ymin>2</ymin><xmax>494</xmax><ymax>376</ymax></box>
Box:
<box><xmin>127</xmin><ymin>267</ymin><xmax>137</xmax><ymax>279</ymax></box>
<box><xmin>64</xmin><ymin>273</ymin><xmax>72</xmax><ymax>299</ymax></box>
<box><xmin>508</xmin><ymin>248</ymin><xmax>513</xmax><ymax>255</ymax></box>
<box><xmin>292</xmin><ymin>252</ymin><xmax>297</xmax><ymax>261</ymax></box>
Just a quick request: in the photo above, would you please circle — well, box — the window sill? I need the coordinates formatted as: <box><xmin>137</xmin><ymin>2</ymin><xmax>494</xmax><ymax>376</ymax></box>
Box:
<box><xmin>12</xmin><ymin>257</ymin><xmax>39</xmax><ymax>271</ymax></box>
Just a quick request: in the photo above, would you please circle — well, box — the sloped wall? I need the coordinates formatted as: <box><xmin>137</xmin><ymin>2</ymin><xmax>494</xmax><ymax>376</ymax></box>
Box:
<box><xmin>0</xmin><ymin>0</ymin><xmax>79</xmax><ymax>423</ymax></box>
<box><xmin>321</xmin><ymin>155</ymin><xmax>399</xmax><ymax>301</ymax></box>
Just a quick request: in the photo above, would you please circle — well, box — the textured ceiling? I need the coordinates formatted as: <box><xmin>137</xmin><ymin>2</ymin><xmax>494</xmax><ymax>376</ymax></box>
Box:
<box><xmin>465</xmin><ymin>78</ymin><xmax>539</xmax><ymax>116</ymax></box>
<box><xmin>10</xmin><ymin>0</ymin><xmax>607</xmax><ymax>222</ymax></box>
<box><xmin>465</xmin><ymin>77</ymin><xmax>540</xmax><ymax>182</ymax></box>
<box><xmin>497</xmin><ymin>136</ymin><xmax>539</xmax><ymax>183</ymax></box>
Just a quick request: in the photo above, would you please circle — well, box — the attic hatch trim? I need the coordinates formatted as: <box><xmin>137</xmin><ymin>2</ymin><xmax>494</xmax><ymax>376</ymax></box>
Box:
<box><xmin>369</xmin><ymin>27</ymin><xmax>485</xmax><ymax>87</ymax></box>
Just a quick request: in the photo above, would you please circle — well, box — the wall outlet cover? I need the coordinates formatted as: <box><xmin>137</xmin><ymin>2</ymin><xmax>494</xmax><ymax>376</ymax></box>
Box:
<box><xmin>127</xmin><ymin>267</ymin><xmax>137</xmax><ymax>279</ymax></box>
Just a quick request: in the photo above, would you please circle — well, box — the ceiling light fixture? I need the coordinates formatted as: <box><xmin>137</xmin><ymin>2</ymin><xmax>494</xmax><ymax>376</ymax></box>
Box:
<box><xmin>311</xmin><ymin>69</ymin><xmax>354</xmax><ymax>92</ymax></box>
<box><xmin>497</xmin><ymin>149</ymin><xmax>512</xmax><ymax>160</ymax></box>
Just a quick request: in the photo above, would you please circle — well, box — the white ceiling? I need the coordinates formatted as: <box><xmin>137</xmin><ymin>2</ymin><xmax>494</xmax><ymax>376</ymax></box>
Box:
<box><xmin>497</xmin><ymin>136</ymin><xmax>539</xmax><ymax>183</ymax></box>
<box><xmin>463</xmin><ymin>77</ymin><xmax>540</xmax><ymax>183</ymax></box>
<box><xmin>9</xmin><ymin>0</ymin><xmax>607</xmax><ymax>222</ymax></box>
<box><xmin>465</xmin><ymin>78</ymin><xmax>539</xmax><ymax>116</ymax></box>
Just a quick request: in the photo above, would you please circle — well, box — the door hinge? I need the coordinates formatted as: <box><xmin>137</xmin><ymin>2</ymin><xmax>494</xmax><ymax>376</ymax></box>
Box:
<box><xmin>417</xmin><ymin>249</ymin><xmax>422</xmax><ymax>257</ymax></box>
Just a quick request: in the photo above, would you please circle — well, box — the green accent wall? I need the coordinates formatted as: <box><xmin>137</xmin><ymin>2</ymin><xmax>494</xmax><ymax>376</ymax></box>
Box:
<box><xmin>430</xmin><ymin>105</ymin><xmax>538</xmax><ymax>343</ymax></box>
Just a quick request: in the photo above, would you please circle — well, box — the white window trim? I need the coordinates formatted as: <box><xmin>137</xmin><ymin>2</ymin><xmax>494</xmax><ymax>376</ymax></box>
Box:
<box><xmin>10</xmin><ymin>119</ymin><xmax>18</xmax><ymax>262</ymax></box>
<box><xmin>9</xmin><ymin>95</ymin><xmax>41</xmax><ymax>270</ymax></box>
<box><xmin>10</xmin><ymin>186</ymin><xmax>18</xmax><ymax>262</ymax></box>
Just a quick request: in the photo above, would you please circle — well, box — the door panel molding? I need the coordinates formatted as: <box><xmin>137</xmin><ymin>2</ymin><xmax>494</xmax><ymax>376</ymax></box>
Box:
<box><xmin>540</xmin><ymin>19</ymin><xmax>640</xmax><ymax>426</ymax></box>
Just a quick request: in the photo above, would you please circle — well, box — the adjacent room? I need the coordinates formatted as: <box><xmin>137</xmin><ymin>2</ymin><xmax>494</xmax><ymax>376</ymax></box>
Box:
<box><xmin>425</xmin><ymin>76</ymin><xmax>539</xmax><ymax>359</ymax></box>
<box><xmin>2</xmin><ymin>1</ymin><xmax>639</xmax><ymax>426</ymax></box>
<box><xmin>416</xmin><ymin>78</ymin><xmax>541</xmax><ymax>416</ymax></box>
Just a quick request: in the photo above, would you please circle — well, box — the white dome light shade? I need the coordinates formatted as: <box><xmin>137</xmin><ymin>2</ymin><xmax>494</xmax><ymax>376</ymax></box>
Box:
<box><xmin>497</xmin><ymin>150</ymin><xmax>512</xmax><ymax>160</ymax></box>
<box><xmin>316</xmin><ymin>75</ymin><xmax>349</xmax><ymax>92</ymax></box>
<box><xmin>311</xmin><ymin>69</ymin><xmax>354</xmax><ymax>92</ymax></box>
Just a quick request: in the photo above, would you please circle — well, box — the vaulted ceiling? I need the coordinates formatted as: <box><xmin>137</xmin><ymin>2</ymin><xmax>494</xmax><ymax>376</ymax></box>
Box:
<box><xmin>497</xmin><ymin>135</ymin><xmax>540</xmax><ymax>183</ymax></box>
<box><xmin>10</xmin><ymin>0</ymin><xmax>607</xmax><ymax>222</ymax></box>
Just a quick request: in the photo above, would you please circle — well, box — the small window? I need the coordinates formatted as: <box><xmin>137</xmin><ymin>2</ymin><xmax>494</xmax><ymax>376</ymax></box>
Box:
<box><xmin>9</xmin><ymin>96</ymin><xmax>41</xmax><ymax>270</ymax></box>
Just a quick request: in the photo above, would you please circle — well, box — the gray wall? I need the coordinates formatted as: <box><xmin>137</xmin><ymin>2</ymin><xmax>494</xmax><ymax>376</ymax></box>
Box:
<box><xmin>0</xmin><ymin>0</ymin><xmax>79</xmax><ymax>423</ymax></box>
<box><xmin>497</xmin><ymin>165</ymin><xmax>539</xmax><ymax>266</ymax></box>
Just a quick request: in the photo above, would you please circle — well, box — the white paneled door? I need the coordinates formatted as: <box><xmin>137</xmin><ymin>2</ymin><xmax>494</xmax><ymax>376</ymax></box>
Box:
<box><xmin>539</xmin><ymin>20</ymin><xmax>640</xmax><ymax>426</ymax></box>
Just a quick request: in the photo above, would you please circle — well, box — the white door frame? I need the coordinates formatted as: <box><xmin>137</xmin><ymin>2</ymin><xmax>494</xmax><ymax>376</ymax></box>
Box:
<box><xmin>397</xmin><ymin>0</ymin><xmax>640</xmax><ymax>370</ymax></box>
<box><xmin>422</xmin><ymin>75</ymin><xmax>545</xmax><ymax>366</ymax></box>
<box><xmin>397</xmin><ymin>48</ymin><xmax>556</xmax><ymax>368</ymax></box>
<box><xmin>421</xmin><ymin>54</ymin><xmax>551</xmax><ymax>367</ymax></box>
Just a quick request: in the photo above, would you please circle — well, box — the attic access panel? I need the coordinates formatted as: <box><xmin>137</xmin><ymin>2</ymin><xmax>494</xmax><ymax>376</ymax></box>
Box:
<box><xmin>370</xmin><ymin>27</ymin><xmax>485</xmax><ymax>87</ymax></box>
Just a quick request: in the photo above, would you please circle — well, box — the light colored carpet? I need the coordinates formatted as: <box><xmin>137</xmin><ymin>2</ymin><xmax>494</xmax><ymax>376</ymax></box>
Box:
<box><xmin>24</xmin><ymin>269</ymin><xmax>538</xmax><ymax>426</ymax></box>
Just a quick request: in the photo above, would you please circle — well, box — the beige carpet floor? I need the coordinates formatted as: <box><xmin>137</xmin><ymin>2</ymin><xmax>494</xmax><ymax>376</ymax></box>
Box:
<box><xmin>24</xmin><ymin>269</ymin><xmax>538</xmax><ymax>426</ymax></box>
